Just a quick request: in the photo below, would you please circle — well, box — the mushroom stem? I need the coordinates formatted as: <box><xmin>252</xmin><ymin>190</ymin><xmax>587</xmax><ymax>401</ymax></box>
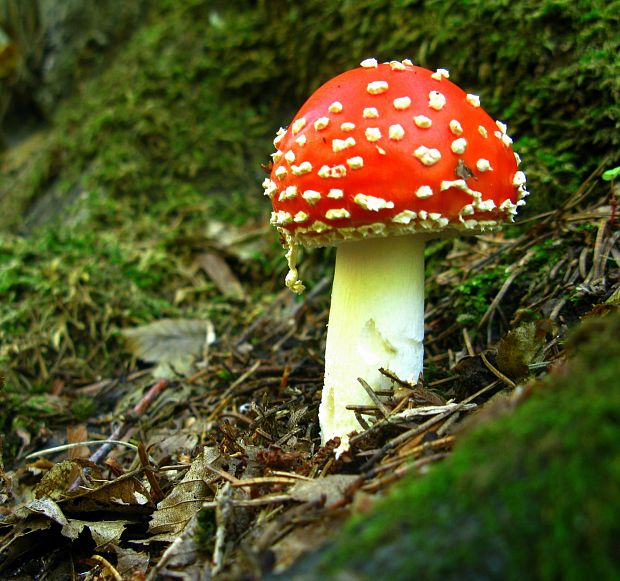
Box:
<box><xmin>320</xmin><ymin>234</ymin><xmax>425</xmax><ymax>446</ymax></box>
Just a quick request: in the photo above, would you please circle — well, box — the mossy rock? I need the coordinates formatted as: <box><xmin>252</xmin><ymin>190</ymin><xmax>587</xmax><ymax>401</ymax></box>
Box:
<box><xmin>280</xmin><ymin>313</ymin><xmax>620</xmax><ymax>580</ymax></box>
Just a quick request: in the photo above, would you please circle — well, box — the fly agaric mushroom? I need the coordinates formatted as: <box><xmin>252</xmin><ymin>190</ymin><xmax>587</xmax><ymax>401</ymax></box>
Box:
<box><xmin>263</xmin><ymin>58</ymin><xmax>527</xmax><ymax>448</ymax></box>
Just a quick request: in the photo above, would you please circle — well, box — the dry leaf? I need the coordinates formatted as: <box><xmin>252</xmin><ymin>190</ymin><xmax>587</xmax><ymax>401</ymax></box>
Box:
<box><xmin>15</xmin><ymin>498</ymin><xmax>68</xmax><ymax>526</ymax></box>
<box><xmin>122</xmin><ymin>318</ymin><xmax>216</xmax><ymax>378</ymax></box>
<box><xmin>195</xmin><ymin>251</ymin><xmax>246</xmax><ymax>300</ymax></box>
<box><xmin>271</xmin><ymin>511</ymin><xmax>348</xmax><ymax>573</ymax></box>
<box><xmin>149</xmin><ymin>447</ymin><xmax>221</xmax><ymax>538</ymax></box>
<box><xmin>35</xmin><ymin>459</ymin><xmax>101</xmax><ymax>500</ymax></box>
<box><xmin>496</xmin><ymin>320</ymin><xmax>551</xmax><ymax>379</ymax></box>
<box><xmin>68</xmin><ymin>475</ymin><xmax>154</xmax><ymax>513</ymax></box>
<box><xmin>4</xmin><ymin>498</ymin><xmax>132</xmax><ymax>558</ymax></box>
<box><xmin>147</xmin><ymin>431</ymin><xmax>200</xmax><ymax>464</ymax></box>
<box><xmin>61</xmin><ymin>519</ymin><xmax>130</xmax><ymax>549</ymax></box>
<box><xmin>112</xmin><ymin>545</ymin><xmax>150</xmax><ymax>577</ymax></box>
<box><xmin>67</xmin><ymin>424</ymin><xmax>90</xmax><ymax>459</ymax></box>
<box><xmin>0</xmin><ymin>518</ymin><xmax>52</xmax><ymax>575</ymax></box>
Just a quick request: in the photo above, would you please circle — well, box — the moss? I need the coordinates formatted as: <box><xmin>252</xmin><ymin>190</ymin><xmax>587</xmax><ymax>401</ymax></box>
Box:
<box><xmin>303</xmin><ymin>313</ymin><xmax>620</xmax><ymax>580</ymax></box>
<box><xmin>0</xmin><ymin>225</ymin><xmax>183</xmax><ymax>386</ymax></box>
<box><xmin>454</xmin><ymin>266</ymin><xmax>507</xmax><ymax>326</ymax></box>
<box><xmin>528</xmin><ymin>238</ymin><xmax>565</xmax><ymax>269</ymax></box>
<box><xmin>43</xmin><ymin>0</ymin><xmax>274</xmax><ymax>226</ymax></box>
<box><xmin>70</xmin><ymin>395</ymin><xmax>97</xmax><ymax>421</ymax></box>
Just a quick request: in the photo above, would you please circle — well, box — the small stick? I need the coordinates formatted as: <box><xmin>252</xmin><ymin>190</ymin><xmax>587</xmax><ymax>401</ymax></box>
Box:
<box><xmin>436</xmin><ymin>411</ymin><xmax>462</xmax><ymax>436</ymax></box>
<box><xmin>25</xmin><ymin>440</ymin><xmax>138</xmax><ymax>460</ymax></box>
<box><xmin>74</xmin><ymin>368</ymin><xmax>152</xmax><ymax>396</ymax></box>
<box><xmin>478</xmin><ymin>268</ymin><xmax>522</xmax><ymax>329</ymax></box>
<box><xmin>371</xmin><ymin>436</ymin><xmax>455</xmax><ymax>475</ymax></box>
<box><xmin>549</xmin><ymin>299</ymin><xmax>567</xmax><ymax>321</ymax></box>
<box><xmin>427</xmin><ymin>376</ymin><xmax>458</xmax><ymax>388</ymax></box>
<box><xmin>585</xmin><ymin>219</ymin><xmax>609</xmax><ymax>283</ymax></box>
<box><xmin>390</xmin><ymin>402</ymin><xmax>477</xmax><ymax>421</ymax></box>
<box><xmin>462</xmin><ymin>328</ymin><xmax>475</xmax><ymax>356</ymax></box>
<box><xmin>132</xmin><ymin>378</ymin><xmax>170</xmax><ymax>415</ymax></box>
<box><xmin>362</xmin><ymin>453</ymin><xmax>449</xmax><ymax>492</ymax></box>
<box><xmin>354</xmin><ymin>411</ymin><xmax>371</xmax><ymax>432</ymax></box>
<box><xmin>360</xmin><ymin>381</ymin><xmax>499</xmax><ymax>472</ymax></box>
<box><xmin>378</xmin><ymin>367</ymin><xmax>413</xmax><ymax>387</ymax></box>
<box><xmin>480</xmin><ymin>352</ymin><xmax>517</xmax><ymax>389</ymax></box>
<box><xmin>90</xmin><ymin>379</ymin><xmax>170</xmax><ymax>465</ymax></box>
<box><xmin>274</xmin><ymin>426</ymin><xmax>303</xmax><ymax>447</ymax></box>
<box><xmin>202</xmin><ymin>494</ymin><xmax>292</xmax><ymax>509</ymax></box>
<box><xmin>91</xmin><ymin>554</ymin><xmax>122</xmax><ymax>581</ymax></box>
<box><xmin>212</xmin><ymin>483</ymin><xmax>234</xmax><ymax>576</ymax></box>
<box><xmin>203</xmin><ymin>463</ymin><xmax>244</xmax><ymax>486</ymax></box>
<box><xmin>319</xmin><ymin>456</ymin><xmax>335</xmax><ymax>477</ymax></box>
<box><xmin>347</xmin><ymin>405</ymin><xmax>381</xmax><ymax>415</ymax></box>
<box><xmin>357</xmin><ymin>377</ymin><xmax>391</xmax><ymax>419</ymax></box>
<box><xmin>270</xmin><ymin>470</ymin><xmax>313</xmax><ymax>481</ymax></box>
<box><xmin>206</xmin><ymin>360</ymin><xmax>262</xmax><ymax>422</ymax></box>
<box><xmin>600</xmin><ymin>230</ymin><xmax>620</xmax><ymax>271</ymax></box>
<box><xmin>348</xmin><ymin>392</ymin><xmax>414</xmax><ymax>445</ymax></box>
<box><xmin>138</xmin><ymin>441</ymin><xmax>164</xmax><ymax>504</ymax></box>
<box><xmin>68</xmin><ymin>379</ymin><xmax>170</xmax><ymax>492</ymax></box>
<box><xmin>578</xmin><ymin>246</ymin><xmax>590</xmax><ymax>279</ymax></box>
<box><xmin>231</xmin><ymin>476</ymin><xmax>300</xmax><ymax>488</ymax></box>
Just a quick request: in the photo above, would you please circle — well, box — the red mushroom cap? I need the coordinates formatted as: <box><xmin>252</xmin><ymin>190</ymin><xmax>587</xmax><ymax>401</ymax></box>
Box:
<box><xmin>264</xmin><ymin>59</ymin><xmax>527</xmax><ymax>246</ymax></box>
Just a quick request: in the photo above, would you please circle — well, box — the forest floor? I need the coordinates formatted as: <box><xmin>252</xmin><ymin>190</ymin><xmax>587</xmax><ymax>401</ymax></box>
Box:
<box><xmin>0</xmin><ymin>167</ymin><xmax>617</xmax><ymax>579</ymax></box>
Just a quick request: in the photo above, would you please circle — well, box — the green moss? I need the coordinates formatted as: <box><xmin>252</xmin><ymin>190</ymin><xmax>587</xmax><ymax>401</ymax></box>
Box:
<box><xmin>528</xmin><ymin>239</ymin><xmax>565</xmax><ymax>269</ymax></box>
<box><xmin>70</xmin><ymin>395</ymin><xmax>97</xmax><ymax>422</ymax></box>
<box><xmin>0</xmin><ymin>379</ymin><xmax>67</xmax><ymax>459</ymax></box>
<box><xmin>0</xmin><ymin>225</ymin><xmax>183</xmax><ymax>386</ymax></box>
<box><xmin>307</xmin><ymin>313</ymin><xmax>620</xmax><ymax>580</ymax></box>
<box><xmin>454</xmin><ymin>266</ymin><xmax>507</xmax><ymax>325</ymax></box>
<box><xmin>43</xmin><ymin>0</ymin><xmax>274</xmax><ymax>225</ymax></box>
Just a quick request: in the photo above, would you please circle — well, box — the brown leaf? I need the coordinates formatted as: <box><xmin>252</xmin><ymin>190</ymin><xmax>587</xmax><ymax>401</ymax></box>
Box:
<box><xmin>14</xmin><ymin>497</ymin><xmax>68</xmax><ymax>526</ymax></box>
<box><xmin>147</xmin><ymin>431</ymin><xmax>200</xmax><ymax>465</ymax></box>
<box><xmin>496</xmin><ymin>321</ymin><xmax>551</xmax><ymax>379</ymax></box>
<box><xmin>111</xmin><ymin>545</ymin><xmax>150</xmax><ymax>577</ymax></box>
<box><xmin>35</xmin><ymin>459</ymin><xmax>101</xmax><ymax>500</ymax></box>
<box><xmin>195</xmin><ymin>251</ymin><xmax>246</xmax><ymax>301</ymax></box>
<box><xmin>0</xmin><ymin>518</ymin><xmax>53</xmax><ymax>575</ymax></box>
<box><xmin>61</xmin><ymin>519</ymin><xmax>130</xmax><ymax>548</ymax></box>
<box><xmin>67</xmin><ymin>424</ymin><xmax>90</xmax><ymax>459</ymax></box>
<box><xmin>74</xmin><ymin>475</ymin><xmax>155</xmax><ymax>513</ymax></box>
<box><xmin>270</xmin><ymin>510</ymin><xmax>348</xmax><ymax>573</ymax></box>
<box><xmin>149</xmin><ymin>447</ymin><xmax>221</xmax><ymax>537</ymax></box>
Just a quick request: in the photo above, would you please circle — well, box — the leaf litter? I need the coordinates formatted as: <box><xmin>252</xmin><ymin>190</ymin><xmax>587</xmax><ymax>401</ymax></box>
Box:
<box><xmin>0</xmin><ymin>174</ymin><xmax>618</xmax><ymax>579</ymax></box>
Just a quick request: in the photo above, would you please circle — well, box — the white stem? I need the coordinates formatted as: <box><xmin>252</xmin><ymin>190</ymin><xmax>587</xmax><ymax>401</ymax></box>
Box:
<box><xmin>319</xmin><ymin>235</ymin><xmax>425</xmax><ymax>445</ymax></box>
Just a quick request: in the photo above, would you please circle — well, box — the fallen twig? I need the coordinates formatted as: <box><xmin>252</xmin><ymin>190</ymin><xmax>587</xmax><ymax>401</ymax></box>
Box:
<box><xmin>480</xmin><ymin>352</ymin><xmax>517</xmax><ymax>389</ymax></box>
<box><xmin>360</xmin><ymin>381</ymin><xmax>499</xmax><ymax>472</ymax></box>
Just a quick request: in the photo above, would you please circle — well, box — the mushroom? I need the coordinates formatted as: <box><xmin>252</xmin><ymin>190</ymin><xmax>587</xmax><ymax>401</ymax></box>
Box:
<box><xmin>263</xmin><ymin>59</ymin><xmax>528</xmax><ymax>449</ymax></box>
